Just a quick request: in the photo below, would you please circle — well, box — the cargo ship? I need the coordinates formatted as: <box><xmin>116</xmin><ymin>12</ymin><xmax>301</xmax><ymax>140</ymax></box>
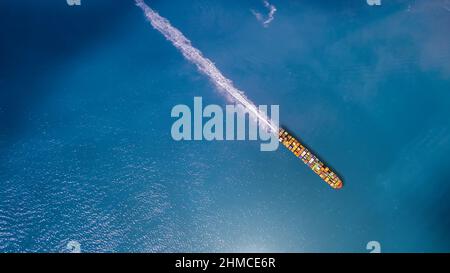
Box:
<box><xmin>279</xmin><ymin>128</ymin><xmax>343</xmax><ymax>189</ymax></box>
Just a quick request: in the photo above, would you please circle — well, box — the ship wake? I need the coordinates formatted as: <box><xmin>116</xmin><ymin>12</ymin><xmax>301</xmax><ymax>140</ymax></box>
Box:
<box><xmin>135</xmin><ymin>0</ymin><xmax>278</xmax><ymax>133</ymax></box>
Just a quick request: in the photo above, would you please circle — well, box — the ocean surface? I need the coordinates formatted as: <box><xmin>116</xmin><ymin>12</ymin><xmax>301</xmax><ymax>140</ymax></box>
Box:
<box><xmin>1</xmin><ymin>0</ymin><xmax>450</xmax><ymax>252</ymax></box>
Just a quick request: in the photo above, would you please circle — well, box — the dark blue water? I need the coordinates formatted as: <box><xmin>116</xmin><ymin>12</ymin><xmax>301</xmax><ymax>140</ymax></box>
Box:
<box><xmin>1</xmin><ymin>0</ymin><xmax>449</xmax><ymax>252</ymax></box>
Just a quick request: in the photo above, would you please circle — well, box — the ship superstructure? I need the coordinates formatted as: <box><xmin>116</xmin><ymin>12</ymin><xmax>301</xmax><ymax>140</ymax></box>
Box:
<box><xmin>279</xmin><ymin>128</ymin><xmax>343</xmax><ymax>189</ymax></box>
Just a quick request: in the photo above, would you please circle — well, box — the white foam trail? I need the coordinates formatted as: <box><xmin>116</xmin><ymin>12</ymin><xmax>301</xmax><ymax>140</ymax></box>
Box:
<box><xmin>262</xmin><ymin>0</ymin><xmax>277</xmax><ymax>27</ymax></box>
<box><xmin>135</xmin><ymin>0</ymin><xmax>278</xmax><ymax>133</ymax></box>
<box><xmin>252</xmin><ymin>0</ymin><xmax>277</xmax><ymax>28</ymax></box>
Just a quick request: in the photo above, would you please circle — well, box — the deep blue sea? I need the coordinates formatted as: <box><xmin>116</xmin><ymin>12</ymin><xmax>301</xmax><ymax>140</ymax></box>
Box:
<box><xmin>1</xmin><ymin>0</ymin><xmax>450</xmax><ymax>252</ymax></box>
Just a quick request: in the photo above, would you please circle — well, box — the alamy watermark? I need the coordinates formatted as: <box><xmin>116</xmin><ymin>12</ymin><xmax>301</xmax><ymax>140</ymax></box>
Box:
<box><xmin>366</xmin><ymin>241</ymin><xmax>381</xmax><ymax>253</ymax></box>
<box><xmin>367</xmin><ymin>0</ymin><xmax>381</xmax><ymax>6</ymax></box>
<box><xmin>171</xmin><ymin>97</ymin><xmax>279</xmax><ymax>151</ymax></box>
<box><xmin>66</xmin><ymin>0</ymin><xmax>81</xmax><ymax>6</ymax></box>
<box><xmin>66</xmin><ymin>240</ymin><xmax>81</xmax><ymax>253</ymax></box>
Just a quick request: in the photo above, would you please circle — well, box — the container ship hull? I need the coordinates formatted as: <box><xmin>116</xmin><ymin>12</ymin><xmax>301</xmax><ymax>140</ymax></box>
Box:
<box><xmin>279</xmin><ymin>128</ymin><xmax>343</xmax><ymax>189</ymax></box>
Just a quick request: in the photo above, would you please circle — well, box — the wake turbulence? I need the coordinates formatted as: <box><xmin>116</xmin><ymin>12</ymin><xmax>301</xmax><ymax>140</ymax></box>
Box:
<box><xmin>135</xmin><ymin>0</ymin><xmax>343</xmax><ymax>189</ymax></box>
